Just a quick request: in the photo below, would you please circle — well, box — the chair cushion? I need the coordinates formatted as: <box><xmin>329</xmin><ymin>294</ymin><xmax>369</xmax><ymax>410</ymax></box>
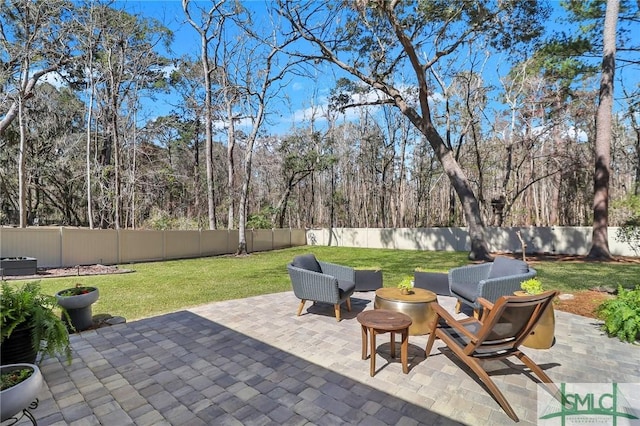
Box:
<box><xmin>291</xmin><ymin>254</ymin><xmax>322</xmax><ymax>273</ymax></box>
<box><xmin>453</xmin><ymin>282</ymin><xmax>478</xmax><ymax>302</ymax></box>
<box><xmin>488</xmin><ymin>257</ymin><xmax>529</xmax><ymax>279</ymax></box>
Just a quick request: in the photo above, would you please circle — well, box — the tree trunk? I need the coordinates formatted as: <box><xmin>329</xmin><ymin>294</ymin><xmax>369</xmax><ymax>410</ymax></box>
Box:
<box><xmin>183</xmin><ymin>0</ymin><xmax>218</xmax><ymax>230</ymax></box>
<box><xmin>203</xmin><ymin>49</ymin><xmax>216</xmax><ymax>230</ymax></box>
<box><xmin>18</xmin><ymin>92</ymin><xmax>28</xmax><ymax>228</ymax></box>
<box><xmin>86</xmin><ymin>67</ymin><xmax>95</xmax><ymax>229</ymax></box>
<box><xmin>588</xmin><ymin>0</ymin><xmax>618</xmax><ymax>260</ymax></box>
<box><xmin>401</xmin><ymin>100</ymin><xmax>492</xmax><ymax>260</ymax></box>
<box><xmin>226</xmin><ymin>89</ymin><xmax>236</xmax><ymax>229</ymax></box>
<box><xmin>438</xmin><ymin>144</ymin><xmax>491</xmax><ymax>260</ymax></box>
<box><xmin>236</xmin><ymin>149</ymin><xmax>251</xmax><ymax>255</ymax></box>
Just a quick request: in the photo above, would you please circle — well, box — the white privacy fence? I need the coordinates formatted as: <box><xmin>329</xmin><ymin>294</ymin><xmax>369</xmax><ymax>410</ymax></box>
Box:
<box><xmin>2</xmin><ymin>226</ymin><xmax>636</xmax><ymax>269</ymax></box>
<box><xmin>306</xmin><ymin>226</ymin><xmax>637</xmax><ymax>257</ymax></box>
<box><xmin>0</xmin><ymin>227</ymin><xmax>307</xmax><ymax>268</ymax></box>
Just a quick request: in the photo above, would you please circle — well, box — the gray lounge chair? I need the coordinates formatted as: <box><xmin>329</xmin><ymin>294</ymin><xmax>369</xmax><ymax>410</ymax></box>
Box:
<box><xmin>287</xmin><ymin>254</ymin><xmax>356</xmax><ymax>321</ymax></box>
<box><xmin>448</xmin><ymin>256</ymin><xmax>537</xmax><ymax>316</ymax></box>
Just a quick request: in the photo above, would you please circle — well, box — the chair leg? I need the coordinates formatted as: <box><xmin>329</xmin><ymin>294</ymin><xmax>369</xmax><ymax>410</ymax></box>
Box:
<box><xmin>458</xmin><ymin>352</ymin><xmax>519</xmax><ymax>422</ymax></box>
<box><xmin>425</xmin><ymin>314</ymin><xmax>440</xmax><ymax>357</ymax></box>
<box><xmin>515</xmin><ymin>351</ymin><xmax>554</xmax><ymax>384</ymax></box>
<box><xmin>401</xmin><ymin>328</ymin><xmax>409</xmax><ymax>374</ymax></box>
<box><xmin>297</xmin><ymin>299</ymin><xmax>306</xmax><ymax>316</ymax></box>
<box><xmin>455</xmin><ymin>299</ymin><xmax>462</xmax><ymax>314</ymax></box>
<box><xmin>334</xmin><ymin>304</ymin><xmax>341</xmax><ymax>321</ymax></box>
<box><xmin>389</xmin><ymin>331</ymin><xmax>396</xmax><ymax>358</ymax></box>
<box><xmin>425</xmin><ymin>329</ymin><xmax>437</xmax><ymax>358</ymax></box>
<box><xmin>345</xmin><ymin>297</ymin><xmax>352</xmax><ymax>312</ymax></box>
<box><xmin>360</xmin><ymin>325</ymin><xmax>369</xmax><ymax>360</ymax></box>
<box><xmin>369</xmin><ymin>329</ymin><xmax>377</xmax><ymax>376</ymax></box>
<box><xmin>515</xmin><ymin>351</ymin><xmax>564</xmax><ymax>402</ymax></box>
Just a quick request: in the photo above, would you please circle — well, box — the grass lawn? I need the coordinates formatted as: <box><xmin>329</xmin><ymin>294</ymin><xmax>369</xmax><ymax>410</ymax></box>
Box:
<box><xmin>6</xmin><ymin>246</ymin><xmax>640</xmax><ymax>322</ymax></box>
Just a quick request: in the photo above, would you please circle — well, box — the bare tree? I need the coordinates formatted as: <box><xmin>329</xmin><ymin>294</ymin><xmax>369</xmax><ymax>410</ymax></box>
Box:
<box><xmin>277</xmin><ymin>1</ymin><xmax>550</xmax><ymax>259</ymax></box>
<box><xmin>0</xmin><ymin>1</ymin><xmax>76</xmax><ymax>136</ymax></box>
<box><xmin>0</xmin><ymin>0</ymin><xmax>75</xmax><ymax>226</ymax></box>
<box><xmin>235</xmin><ymin>21</ymin><xmax>302</xmax><ymax>254</ymax></box>
<box><xmin>183</xmin><ymin>0</ymin><xmax>230</xmax><ymax>230</ymax></box>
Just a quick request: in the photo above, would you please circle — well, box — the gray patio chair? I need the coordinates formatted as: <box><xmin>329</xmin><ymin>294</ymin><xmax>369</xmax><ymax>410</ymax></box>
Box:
<box><xmin>287</xmin><ymin>254</ymin><xmax>356</xmax><ymax>321</ymax></box>
<box><xmin>449</xmin><ymin>256</ymin><xmax>536</xmax><ymax>317</ymax></box>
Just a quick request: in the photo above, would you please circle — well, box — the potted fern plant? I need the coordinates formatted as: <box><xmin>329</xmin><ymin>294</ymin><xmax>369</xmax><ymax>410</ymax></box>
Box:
<box><xmin>0</xmin><ymin>281</ymin><xmax>72</xmax><ymax>365</ymax></box>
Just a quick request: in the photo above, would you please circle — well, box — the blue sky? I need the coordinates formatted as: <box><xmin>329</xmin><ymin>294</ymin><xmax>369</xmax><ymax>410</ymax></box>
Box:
<box><xmin>104</xmin><ymin>1</ymin><xmax>637</xmax><ymax>138</ymax></box>
<box><xmin>114</xmin><ymin>0</ymin><xmax>332</xmax><ymax>135</ymax></box>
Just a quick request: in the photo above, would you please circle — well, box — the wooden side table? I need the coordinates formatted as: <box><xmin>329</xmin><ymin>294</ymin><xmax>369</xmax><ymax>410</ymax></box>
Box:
<box><xmin>356</xmin><ymin>309</ymin><xmax>412</xmax><ymax>377</ymax></box>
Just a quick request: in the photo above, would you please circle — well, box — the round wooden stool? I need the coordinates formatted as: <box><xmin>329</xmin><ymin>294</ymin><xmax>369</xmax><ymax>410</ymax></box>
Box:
<box><xmin>356</xmin><ymin>309</ymin><xmax>412</xmax><ymax>377</ymax></box>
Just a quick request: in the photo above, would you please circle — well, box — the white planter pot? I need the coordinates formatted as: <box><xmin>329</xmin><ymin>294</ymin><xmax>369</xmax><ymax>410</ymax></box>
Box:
<box><xmin>0</xmin><ymin>363</ymin><xmax>43</xmax><ymax>422</ymax></box>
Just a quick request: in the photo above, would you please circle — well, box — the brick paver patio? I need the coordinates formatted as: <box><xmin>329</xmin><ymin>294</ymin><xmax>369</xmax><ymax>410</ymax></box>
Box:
<box><xmin>12</xmin><ymin>291</ymin><xmax>640</xmax><ymax>425</ymax></box>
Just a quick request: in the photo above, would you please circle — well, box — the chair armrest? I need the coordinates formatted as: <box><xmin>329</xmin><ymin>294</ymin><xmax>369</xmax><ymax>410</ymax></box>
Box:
<box><xmin>287</xmin><ymin>265</ymin><xmax>340</xmax><ymax>304</ymax></box>
<box><xmin>448</xmin><ymin>263</ymin><xmax>491</xmax><ymax>285</ymax></box>
<box><xmin>430</xmin><ymin>302</ymin><xmax>480</xmax><ymax>342</ymax></box>
<box><xmin>448</xmin><ymin>263</ymin><xmax>492</xmax><ymax>294</ymax></box>
<box><xmin>477</xmin><ymin>297</ymin><xmax>494</xmax><ymax>311</ymax></box>
<box><xmin>476</xmin><ymin>297</ymin><xmax>494</xmax><ymax>321</ymax></box>
<box><xmin>318</xmin><ymin>261</ymin><xmax>355</xmax><ymax>283</ymax></box>
<box><xmin>477</xmin><ymin>267</ymin><xmax>537</xmax><ymax>303</ymax></box>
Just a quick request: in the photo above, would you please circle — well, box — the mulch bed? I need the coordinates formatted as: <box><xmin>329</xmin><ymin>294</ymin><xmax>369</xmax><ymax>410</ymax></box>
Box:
<box><xmin>498</xmin><ymin>252</ymin><xmax>640</xmax><ymax>264</ymax></box>
<box><xmin>2</xmin><ymin>264</ymin><xmax>134</xmax><ymax>280</ymax></box>
<box><xmin>555</xmin><ymin>290</ymin><xmax>614</xmax><ymax>319</ymax></box>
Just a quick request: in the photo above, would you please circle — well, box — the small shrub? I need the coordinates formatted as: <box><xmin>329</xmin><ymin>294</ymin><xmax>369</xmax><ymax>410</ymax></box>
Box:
<box><xmin>397</xmin><ymin>276</ymin><xmax>414</xmax><ymax>290</ymax></box>
<box><xmin>57</xmin><ymin>284</ymin><xmax>96</xmax><ymax>296</ymax></box>
<box><xmin>246</xmin><ymin>206</ymin><xmax>278</xmax><ymax>229</ymax></box>
<box><xmin>1</xmin><ymin>367</ymin><xmax>33</xmax><ymax>390</ymax></box>
<box><xmin>596</xmin><ymin>285</ymin><xmax>640</xmax><ymax>344</ymax></box>
<box><xmin>616</xmin><ymin>216</ymin><xmax>640</xmax><ymax>256</ymax></box>
<box><xmin>520</xmin><ymin>278</ymin><xmax>544</xmax><ymax>295</ymax></box>
<box><xmin>614</xmin><ymin>195</ymin><xmax>640</xmax><ymax>256</ymax></box>
<box><xmin>142</xmin><ymin>208</ymin><xmax>200</xmax><ymax>230</ymax></box>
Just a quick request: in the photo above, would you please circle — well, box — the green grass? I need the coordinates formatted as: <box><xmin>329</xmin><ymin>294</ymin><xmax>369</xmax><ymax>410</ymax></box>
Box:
<box><xmin>4</xmin><ymin>246</ymin><xmax>639</xmax><ymax>322</ymax></box>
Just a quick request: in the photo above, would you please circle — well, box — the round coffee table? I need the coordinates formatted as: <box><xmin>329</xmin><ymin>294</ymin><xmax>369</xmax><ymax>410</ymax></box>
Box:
<box><xmin>356</xmin><ymin>309</ymin><xmax>412</xmax><ymax>377</ymax></box>
<box><xmin>374</xmin><ymin>287</ymin><xmax>437</xmax><ymax>335</ymax></box>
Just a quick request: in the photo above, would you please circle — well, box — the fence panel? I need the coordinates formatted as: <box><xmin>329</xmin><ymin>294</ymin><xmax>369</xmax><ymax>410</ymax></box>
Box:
<box><xmin>201</xmin><ymin>230</ymin><xmax>230</xmax><ymax>256</ymax></box>
<box><xmin>1</xmin><ymin>227</ymin><xmax>61</xmax><ymax>268</ymax></box>
<box><xmin>290</xmin><ymin>229</ymin><xmax>307</xmax><ymax>246</ymax></box>
<box><xmin>62</xmin><ymin>228</ymin><xmax>118</xmax><ymax>266</ymax></box>
<box><xmin>252</xmin><ymin>229</ymin><xmax>273</xmax><ymax>252</ymax></box>
<box><xmin>226</xmin><ymin>230</ymin><xmax>239</xmax><ymax>254</ymax></box>
<box><xmin>273</xmin><ymin>229</ymin><xmax>291</xmax><ymax>249</ymax></box>
<box><xmin>119</xmin><ymin>230</ymin><xmax>164</xmax><ymax>264</ymax></box>
<box><xmin>164</xmin><ymin>230</ymin><xmax>200</xmax><ymax>259</ymax></box>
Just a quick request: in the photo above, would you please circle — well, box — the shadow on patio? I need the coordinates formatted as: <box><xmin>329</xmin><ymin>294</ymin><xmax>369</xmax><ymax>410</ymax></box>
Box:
<box><xmin>17</xmin><ymin>291</ymin><xmax>640</xmax><ymax>425</ymax></box>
